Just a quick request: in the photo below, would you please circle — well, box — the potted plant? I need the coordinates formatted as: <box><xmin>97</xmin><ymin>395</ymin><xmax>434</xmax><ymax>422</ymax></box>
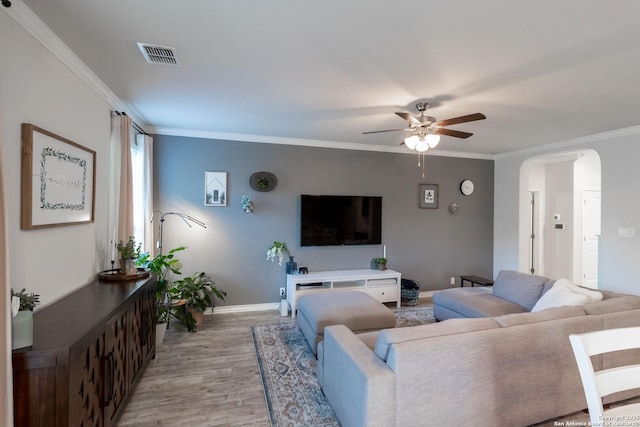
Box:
<box><xmin>10</xmin><ymin>288</ymin><xmax>40</xmax><ymax>349</ymax></box>
<box><xmin>266</xmin><ymin>241</ymin><xmax>297</xmax><ymax>274</ymax></box>
<box><xmin>137</xmin><ymin>246</ymin><xmax>186</xmax><ymax>343</ymax></box>
<box><xmin>374</xmin><ymin>257</ymin><xmax>387</xmax><ymax>270</ymax></box>
<box><xmin>172</xmin><ymin>272</ymin><xmax>226</xmax><ymax>331</ymax></box>
<box><xmin>117</xmin><ymin>236</ymin><xmax>142</xmax><ymax>275</ymax></box>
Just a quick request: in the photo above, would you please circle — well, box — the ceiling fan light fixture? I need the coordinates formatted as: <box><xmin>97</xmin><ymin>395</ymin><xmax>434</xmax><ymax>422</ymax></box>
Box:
<box><xmin>416</xmin><ymin>138</ymin><xmax>429</xmax><ymax>152</ymax></box>
<box><xmin>404</xmin><ymin>135</ymin><xmax>419</xmax><ymax>150</ymax></box>
<box><xmin>426</xmin><ymin>133</ymin><xmax>440</xmax><ymax>148</ymax></box>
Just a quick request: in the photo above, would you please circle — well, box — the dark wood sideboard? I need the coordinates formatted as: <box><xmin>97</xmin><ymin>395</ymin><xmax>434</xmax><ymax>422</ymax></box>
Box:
<box><xmin>12</xmin><ymin>275</ymin><xmax>157</xmax><ymax>427</ymax></box>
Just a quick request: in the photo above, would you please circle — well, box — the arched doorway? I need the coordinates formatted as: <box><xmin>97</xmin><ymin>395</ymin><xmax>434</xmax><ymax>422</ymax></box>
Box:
<box><xmin>519</xmin><ymin>150</ymin><xmax>601</xmax><ymax>287</ymax></box>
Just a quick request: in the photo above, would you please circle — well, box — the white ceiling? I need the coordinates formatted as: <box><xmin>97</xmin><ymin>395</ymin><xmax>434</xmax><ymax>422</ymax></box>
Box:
<box><xmin>20</xmin><ymin>0</ymin><xmax>640</xmax><ymax>156</ymax></box>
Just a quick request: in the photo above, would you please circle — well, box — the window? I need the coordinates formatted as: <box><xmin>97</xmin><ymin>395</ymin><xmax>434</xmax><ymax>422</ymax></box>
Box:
<box><xmin>130</xmin><ymin>133</ymin><xmax>153</xmax><ymax>254</ymax></box>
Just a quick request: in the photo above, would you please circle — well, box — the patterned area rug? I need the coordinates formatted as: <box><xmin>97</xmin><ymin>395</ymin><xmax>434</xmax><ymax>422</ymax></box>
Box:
<box><xmin>251</xmin><ymin>306</ymin><xmax>435</xmax><ymax>427</ymax></box>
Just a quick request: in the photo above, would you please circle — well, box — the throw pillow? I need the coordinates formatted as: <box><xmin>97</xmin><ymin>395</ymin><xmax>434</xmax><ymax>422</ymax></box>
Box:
<box><xmin>492</xmin><ymin>270</ymin><xmax>549</xmax><ymax>311</ymax></box>
<box><xmin>531</xmin><ymin>278</ymin><xmax>603</xmax><ymax>312</ymax></box>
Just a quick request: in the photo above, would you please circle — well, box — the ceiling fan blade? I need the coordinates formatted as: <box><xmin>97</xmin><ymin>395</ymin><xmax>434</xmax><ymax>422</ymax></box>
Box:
<box><xmin>362</xmin><ymin>128</ymin><xmax>409</xmax><ymax>134</ymax></box>
<box><xmin>435</xmin><ymin>128</ymin><xmax>473</xmax><ymax>139</ymax></box>
<box><xmin>436</xmin><ymin>113</ymin><xmax>486</xmax><ymax>127</ymax></box>
<box><xmin>395</xmin><ymin>112</ymin><xmax>422</xmax><ymax>127</ymax></box>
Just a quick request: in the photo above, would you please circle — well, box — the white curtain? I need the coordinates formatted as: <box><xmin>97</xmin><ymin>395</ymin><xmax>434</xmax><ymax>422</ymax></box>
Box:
<box><xmin>109</xmin><ymin>113</ymin><xmax>135</xmax><ymax>249</ymax></box>
<box><xmin>136</xmin><ymin>134</ymin><xmax>154</xmax><ymax>255</ymax></box>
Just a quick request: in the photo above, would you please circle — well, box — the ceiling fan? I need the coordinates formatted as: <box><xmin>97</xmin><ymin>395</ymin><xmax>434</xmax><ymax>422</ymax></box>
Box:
<box><xmin>363</xmin><ymin>102</ymin><xmax>486</xmax><ymax>152</ymax></box>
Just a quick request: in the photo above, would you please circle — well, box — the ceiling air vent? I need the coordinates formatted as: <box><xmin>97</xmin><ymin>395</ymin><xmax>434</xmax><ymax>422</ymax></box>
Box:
<box><xmin>137</xmin><ymin>43</ymin><xmax>181</xmax><ymax>67</ymax></box>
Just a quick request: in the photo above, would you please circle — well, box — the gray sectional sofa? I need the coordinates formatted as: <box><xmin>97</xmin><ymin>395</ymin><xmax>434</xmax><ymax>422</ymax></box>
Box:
<box><xmin>317</xmin><ymin>270</ymin><xmax>640</xmax><ymax>427</ymax></box>
<box><xmin>433</xmin><ymin>269</ymin><xmax>557</xmax><ymax>320</ymax></box>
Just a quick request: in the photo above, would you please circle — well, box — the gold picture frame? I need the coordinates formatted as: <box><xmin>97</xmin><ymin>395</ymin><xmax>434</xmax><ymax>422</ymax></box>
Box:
<box><xmin>21</xmin><ymin>124</ymin><xmax>96</xmax><ymax>229</ymax></box>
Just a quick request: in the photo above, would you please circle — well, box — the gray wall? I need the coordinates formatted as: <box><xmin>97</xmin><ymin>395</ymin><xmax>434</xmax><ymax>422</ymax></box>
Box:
<box><xmin>154</xmin><ymin>135</ymin><xmax>494</xmax><ymax>305</ymax></box>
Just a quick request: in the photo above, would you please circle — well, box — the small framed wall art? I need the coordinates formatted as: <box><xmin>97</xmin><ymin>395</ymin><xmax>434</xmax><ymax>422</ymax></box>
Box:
<box><xmin>419</xmin><ymin>183</ymin><xmax>439</xmax><ymax>209</ymax></box>
<box><xmin>21</xmin><ymin>123</ymin><xmax>96</xmax><ymax>229</ymax></box>
<box><xmin>205</xmin><ymin>171</ymin><xmax>227</xmax><ymax>206</ymax></box>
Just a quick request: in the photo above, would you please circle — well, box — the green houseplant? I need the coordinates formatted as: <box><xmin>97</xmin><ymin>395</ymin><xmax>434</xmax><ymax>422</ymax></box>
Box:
<box><xmin>172</xmin><ymin>272</ymin><xmax>226</xmax><ymax>331</ymax></box>
<box><xmin>10</xmin><ymin>288</ymin><xmax>40</xmax><ymax>350</ymax></box>
<box><xmin>137</xmin><ymin>246</ymin><xmax>186</xmax><ymax>342</ymax></box>
<box><xmin>11</xmin><ymin>288</ymin><xmax>40</xmax><ymax>311</ymax></box>
<box><xmin>117</xmin><ymin>236</ymin><xmax>142</xmax><ymax>274</ymax></box>
<box><xmin>374</xmin><ymin>257</ymin><xmax>387</xmax><ymax>270</ymax></box>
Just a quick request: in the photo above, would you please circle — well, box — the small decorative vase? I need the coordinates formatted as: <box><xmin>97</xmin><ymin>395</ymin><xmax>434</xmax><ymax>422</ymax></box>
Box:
<box><xmin>12</xmin><ymin>310</ymin><xmax>33</xmax><ymax>350</ymax></box>
<box><xmin>286</xmin><ymin>256</ymin><xmax>298</xmax><ymax>275</ymax></box>
<box><xmin>377</xmin><ymin>262</ymin><xmax>387</xmax><ymax>271</ymax></box>
<box><xmin>120</xmin><ymin>259</ymin><xmax>137</xmax><ymax>275</ymax></box>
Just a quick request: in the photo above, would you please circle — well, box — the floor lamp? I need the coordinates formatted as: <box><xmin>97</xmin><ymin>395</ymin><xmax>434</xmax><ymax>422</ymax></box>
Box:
<box><xmin>150</xmin><ymin>211</ymin><xmax>206</xmax><ymax>255</ymax></box>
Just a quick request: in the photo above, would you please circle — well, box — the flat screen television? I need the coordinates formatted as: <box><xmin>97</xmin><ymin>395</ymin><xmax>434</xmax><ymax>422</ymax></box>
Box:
<box><xmin>300</xmin><ymin>195</ymin><xmax>382</xmax><ymax>246</ymax></box>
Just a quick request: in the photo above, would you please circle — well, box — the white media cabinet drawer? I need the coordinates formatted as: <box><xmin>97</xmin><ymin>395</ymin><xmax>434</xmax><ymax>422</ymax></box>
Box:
<box><xmin>366</xmin><ymin>286</ymin><xmax>399</xmax><ymax>302</ymax></box>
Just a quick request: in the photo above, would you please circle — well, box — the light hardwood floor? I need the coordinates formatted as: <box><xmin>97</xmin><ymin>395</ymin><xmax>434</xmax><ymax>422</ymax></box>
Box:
<box><xmin>118</xmin><ymin>301</ymin><xmax>638</xmax><ymax>427</ymax></box>
<box><xmin>119</xmin><ymin>309</ymin><xmax>287</xmax><ymax>426</ymax></box>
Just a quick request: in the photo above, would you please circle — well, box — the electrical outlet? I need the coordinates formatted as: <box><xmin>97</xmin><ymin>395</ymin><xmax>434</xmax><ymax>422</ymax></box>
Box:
<box><xmin>450</xmin><ymin>277</ymin><xmax>456</xmax><ymax>285</ymax></box>
<box><xmin>280</xmin><ymin>287</ymin><xmax>286</xmax><ymax>298</ymax></box>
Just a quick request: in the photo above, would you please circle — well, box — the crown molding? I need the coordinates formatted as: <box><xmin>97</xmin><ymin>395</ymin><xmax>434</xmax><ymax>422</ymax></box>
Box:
<box><xmin>149</xmin><ymin>126</ymin><xmax>496</xmax><ymax>160</ymax></box>
<box><xmin>495</xmin><ymin>124</ymin><xmax>640</xmax><ymax>160</ymax></box>
<box><xmin>5</xmin><ymin>1</ymin><xmax>146</xmax><ymax>126</ymax></box>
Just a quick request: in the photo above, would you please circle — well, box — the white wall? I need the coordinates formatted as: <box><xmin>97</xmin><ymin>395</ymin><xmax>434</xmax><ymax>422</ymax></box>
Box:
<box><xmin>1</xmin><ymin>7</ymin><xmax>113</xmax><ymax>425</ymax></box>
<box><xmin>543</xmin><ymin>160</ymin><xmax>574</xmax><ymax>280</ymax></box>
<box><xmin>495</xmin><ymin>133</ymin><xmax>640</xmax><ymax>295</ymax></box>
<box><xmin>1</xmin><ymin>8</ymin><xmax>112</xmax><ymax>305</ymax></box>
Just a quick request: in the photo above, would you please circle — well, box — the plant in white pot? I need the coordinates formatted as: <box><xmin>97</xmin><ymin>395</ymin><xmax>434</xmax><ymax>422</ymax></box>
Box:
<box><xmin>10</xmin><ymin>288</ymin><xmax>40</xmax><ymax>349</ymax></box>
<box><xmin>137</xmin><ymin>246</ymin><xmax>185</xmax><ymax>343</ymax></box>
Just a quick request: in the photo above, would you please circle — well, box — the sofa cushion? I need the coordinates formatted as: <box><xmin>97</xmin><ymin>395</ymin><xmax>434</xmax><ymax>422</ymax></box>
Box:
<box><xmin>580</xmin><ymin>295</ymin><xmax>640</xmax><ymax>315</ymax></box>
<box><xmin>373</xmin><ymin>317</ymin><xmax>499</xmax><ymax>361</ymax></box>
<box><xmin>493</xmin><ymin>305</ymin><xmax>586</xmax><ymax>327</ymax></box>
<box><xmin>492</xmin><ymin>270</ymin><xmax>549</xmax><ymax>310</ymax></box>
<box><xmin>433</xmin><ymin>287</ymin><xmax>528</xmax><ymax>319</ymax></box>
<box><xmin>531</xmin><ymin>278</ymin><xmax>602</xmax><ymax>312</ymax></box>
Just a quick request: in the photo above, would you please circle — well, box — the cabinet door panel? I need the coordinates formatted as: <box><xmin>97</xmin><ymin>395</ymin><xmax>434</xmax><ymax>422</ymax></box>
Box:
<box><xmin>142</xmin><ymin>283</ymin><xmax>156</xmax><ymax>360</ymax></box>
<box><xmin>103</xmin><ymin>306</ymin><xmax>128</xmax><ymax>427</ymax></box>
<box><xmin>128</xmin><ymin>291</ymin><xmax>144</xmax><ymax>385</ymax></box>
<box><xmin>70</xmin><ymin>333</ymin><xmax>105</xmax><ymax>427</ymax></box>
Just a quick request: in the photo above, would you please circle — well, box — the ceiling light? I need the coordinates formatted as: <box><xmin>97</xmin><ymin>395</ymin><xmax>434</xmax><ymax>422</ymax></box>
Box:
<box><xmin>426</xmin><ymin>133</ymin><xmax>440</xmax><ymax>148</ymax></box>
<box><xmin>416</xmin><ymin>138</ymin><xmax>429</xmax><ymax>152</ymax></box>
<box><xmin>404</xmin><ymin>135</ymin><xmax>419</xmax><ymax>150</ymax></box>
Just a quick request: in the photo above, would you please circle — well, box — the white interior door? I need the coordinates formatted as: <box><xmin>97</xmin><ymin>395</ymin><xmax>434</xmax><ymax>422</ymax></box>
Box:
<box><xmin>582</xmin><ymin>189</ymin><xmax>601</xmax><ymax>288</ymax></box>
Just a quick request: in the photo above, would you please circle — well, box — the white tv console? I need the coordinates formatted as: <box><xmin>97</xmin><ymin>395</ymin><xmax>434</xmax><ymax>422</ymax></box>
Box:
<box><xmin>286</xmin><ymin>268</ymin><xmax>402</xmax><ymax>318</ymax></box>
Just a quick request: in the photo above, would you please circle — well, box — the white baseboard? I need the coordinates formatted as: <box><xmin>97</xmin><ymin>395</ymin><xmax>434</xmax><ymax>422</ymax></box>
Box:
<box><xmin>205</xmin><ymin>293</ymin><xmax>435</xmax><ymax>315</ymax></box>
<box><xmin>205</xmin><ymin>302</ymin><xmax>280</xmax><ymax>315</ymax></box>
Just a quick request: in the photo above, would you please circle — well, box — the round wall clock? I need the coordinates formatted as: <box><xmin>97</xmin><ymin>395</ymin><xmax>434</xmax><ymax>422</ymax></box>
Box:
<box><xmin>460</xmin><ymin>179</ymin><xmax>474</xmax><ymax>196</ymax></box>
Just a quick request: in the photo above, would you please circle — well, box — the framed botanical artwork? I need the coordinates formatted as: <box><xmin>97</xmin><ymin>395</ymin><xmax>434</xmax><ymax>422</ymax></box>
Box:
<box><xmin>205</xmin><ymin>171</ymin><xmax>227</xmax><ymax>206</ymax></box>
<box><xmin>419</xmin><ymin>184</ymin><xmax>439</xmax><ymax>209</ymax></box>
<box><xmin>21</xmin><ymin>123</ymin><xmax>96</xmax><ymax>229</ymax></box>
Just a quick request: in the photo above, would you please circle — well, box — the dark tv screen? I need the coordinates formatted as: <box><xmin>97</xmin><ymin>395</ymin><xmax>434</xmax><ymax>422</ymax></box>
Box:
<box><xmin>300</xmin><ymin>195</ymin><xmax>382</xmax><ymax>246</ymax></box>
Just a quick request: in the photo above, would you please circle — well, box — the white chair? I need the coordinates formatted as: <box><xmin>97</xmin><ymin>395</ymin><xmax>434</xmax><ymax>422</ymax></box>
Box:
<box><xmin>569</xmin><ymin>327</ymin><xmax>640</xmax><ymax>426</ymax></box>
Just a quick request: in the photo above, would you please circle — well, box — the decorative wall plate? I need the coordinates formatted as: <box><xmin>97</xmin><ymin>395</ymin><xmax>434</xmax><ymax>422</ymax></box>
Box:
<box><xmin>250</xmin><ymin>171</ymin><xmax>278</xmax><ymax>192</ymax></box>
